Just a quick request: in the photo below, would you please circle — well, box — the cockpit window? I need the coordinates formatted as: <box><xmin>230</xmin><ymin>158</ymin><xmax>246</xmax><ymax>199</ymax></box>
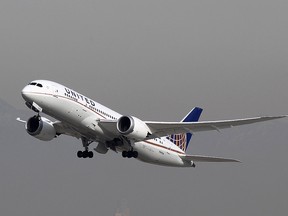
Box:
<box><xmin>29</xmin><ymin>82</ymin><xmax>43</xmax><ymax>88</ymax></box>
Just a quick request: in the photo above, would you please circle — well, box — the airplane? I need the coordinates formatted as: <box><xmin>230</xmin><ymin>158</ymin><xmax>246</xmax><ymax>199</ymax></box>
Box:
<box><xmin>17</xmin><ymin>80</ymin><xmax>286</xmax><ymax>167</ymax></box>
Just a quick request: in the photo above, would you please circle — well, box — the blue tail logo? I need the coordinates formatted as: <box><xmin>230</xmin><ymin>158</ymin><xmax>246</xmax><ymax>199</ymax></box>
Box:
<box><xmin>167</xmin><ymin>107</ymin><xmax>203</xmax><ymax>152</ymax></box>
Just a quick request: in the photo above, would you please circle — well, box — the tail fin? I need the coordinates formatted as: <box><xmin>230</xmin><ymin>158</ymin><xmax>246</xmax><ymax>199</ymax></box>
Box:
<box><xmin>167</xmin><ymin>107</ymin><xmax>203</xmax><ymax>152</ymax></box>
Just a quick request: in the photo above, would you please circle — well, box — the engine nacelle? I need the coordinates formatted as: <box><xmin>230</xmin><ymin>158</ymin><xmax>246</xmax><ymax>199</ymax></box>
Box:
<box><xmin>117</xmin><ymin>116</ymin><xmax>151</xmax><ymax>141</ymax></box>
<box><xmin>25</xmin><ymin>116</ymin><xmax>57</xmax><ymax>141</ymax></box>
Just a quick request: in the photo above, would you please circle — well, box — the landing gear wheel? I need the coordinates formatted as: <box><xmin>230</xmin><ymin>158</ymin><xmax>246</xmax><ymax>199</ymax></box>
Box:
<box><xmin>127</xmin><ymin>151</ymin><xmax>133</xmax><ymax>158</ymax></box>
<box><xmin>88</xmin><ymin>151</ymin><xmax>94</xmax><ymax>158</ymax></box>
<box><xmin>82</xmin><ymin>151</ymin><xmax>88</xmax><ymax>158</ymax></box>
<box><xmin>132</xmin><ymin>151</ymin><xmax>138</xmax><ymax>158</ymax></box>
<box><xmin>77</xmin><ymin>151</ymin><xmax>83</xmax><ymax>158</ymax></box>
<box><xmin>122</xmin><ymin>151</ymin><xmax>128</xmax><ymax>158</ymax></box>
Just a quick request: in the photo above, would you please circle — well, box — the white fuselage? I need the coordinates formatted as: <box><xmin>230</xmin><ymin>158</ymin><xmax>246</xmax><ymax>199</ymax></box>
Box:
<box><xmin>22</xmin><ymin>80</ymin><xmax>192</xmax><ymax>167</ymax></box>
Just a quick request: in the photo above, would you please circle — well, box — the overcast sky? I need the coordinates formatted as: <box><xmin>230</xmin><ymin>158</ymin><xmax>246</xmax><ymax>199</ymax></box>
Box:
<box><xmin>0</xmin><ymin>1</ymin><xmax>288</xmax><ymax>215</ymax></box>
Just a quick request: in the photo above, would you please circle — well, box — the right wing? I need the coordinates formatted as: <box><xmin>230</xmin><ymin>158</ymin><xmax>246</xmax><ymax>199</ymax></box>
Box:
<box><xmin>17</xmin><ymin>117</ymin><xmax>82</xmax><ymax>139</ymax></box>
<box><xmin>53</xmin><ymin>121</ymin><xmax>82</xmax><ymax>139</ymax></box>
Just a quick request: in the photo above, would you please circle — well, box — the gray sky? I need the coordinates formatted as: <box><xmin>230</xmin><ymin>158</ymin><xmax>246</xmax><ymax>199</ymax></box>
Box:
<box><xmin>0</xmin><ymin>0</ymin><xmax>288</xmax><ymax>215</ymax></box>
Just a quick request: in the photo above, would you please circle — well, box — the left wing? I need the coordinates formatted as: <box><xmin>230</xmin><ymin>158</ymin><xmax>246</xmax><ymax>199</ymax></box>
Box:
<box><xmin>144</xmin><ymin>116</ymin><xmax>286</xmax><ymax>138</ymax></box>
<box><xmin>98</xmin><ymin>116</ymin><xmax>286</xmax><ymax>141</ymax></box>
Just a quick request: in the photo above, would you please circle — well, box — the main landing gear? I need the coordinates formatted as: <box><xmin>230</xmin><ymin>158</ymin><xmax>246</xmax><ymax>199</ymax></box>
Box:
<box><xmin>122</xmin><ymin>150</ymin><xmax>138</xmax><ymax>158</ymax></box>
<box><xmin>77</xmin><ymin>150</ymin><xmax>93</xmax><ymax>158</ymax></box>
<box><xmin>77</xmin><ymin>137</ymin><xmax>94</xmax><ymax>159</ymax></box>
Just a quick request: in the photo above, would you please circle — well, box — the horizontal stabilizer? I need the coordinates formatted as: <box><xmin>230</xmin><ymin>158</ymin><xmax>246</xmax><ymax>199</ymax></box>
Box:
<box><xmin>179</xmin><ymin>154</ymin><xmax>241</xmax><ymax>162</ymax></box>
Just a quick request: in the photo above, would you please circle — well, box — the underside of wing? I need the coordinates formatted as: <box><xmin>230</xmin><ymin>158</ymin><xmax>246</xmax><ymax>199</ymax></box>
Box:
<box><xmin>53</xmin><ymin>121</ymin><xmax>82</xmax><ymax>139</ymax></box>
<box><xmin>179</xmin><ymin>154</ymin><xmax>241</xmax><ymax>162</ymax></box>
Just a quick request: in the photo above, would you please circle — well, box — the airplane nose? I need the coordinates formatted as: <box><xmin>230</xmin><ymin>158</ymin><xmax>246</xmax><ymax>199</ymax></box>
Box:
<box><xmin>21</xmin><ymin>86</ymin><xmax>31</xmax><ymax>101</ymax></box>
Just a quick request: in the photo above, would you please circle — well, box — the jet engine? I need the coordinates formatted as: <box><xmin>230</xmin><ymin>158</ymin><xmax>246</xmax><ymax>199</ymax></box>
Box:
<box><xmin>117</xmin><ymin>116</ymin><xmax>152</xmax><ymax>141</ymax></box>
<box><xmin>25</xmin><ymin>115</ymin><xmax>57</xmax><ymax>141</ymax></box>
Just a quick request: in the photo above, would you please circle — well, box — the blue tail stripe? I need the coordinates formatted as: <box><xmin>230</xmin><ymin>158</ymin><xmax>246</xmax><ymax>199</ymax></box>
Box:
<box><xmin>182</xmin><ymin>107</ymin><xmax>203</xmax><ymax>122</ymax></box>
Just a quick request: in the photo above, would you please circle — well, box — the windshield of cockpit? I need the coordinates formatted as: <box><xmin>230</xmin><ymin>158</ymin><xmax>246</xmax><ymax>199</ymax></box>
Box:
<box><xmin>28</xmin><ymin>82</ymin><xmax>43</xmax><ymax>88</ymax></box>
